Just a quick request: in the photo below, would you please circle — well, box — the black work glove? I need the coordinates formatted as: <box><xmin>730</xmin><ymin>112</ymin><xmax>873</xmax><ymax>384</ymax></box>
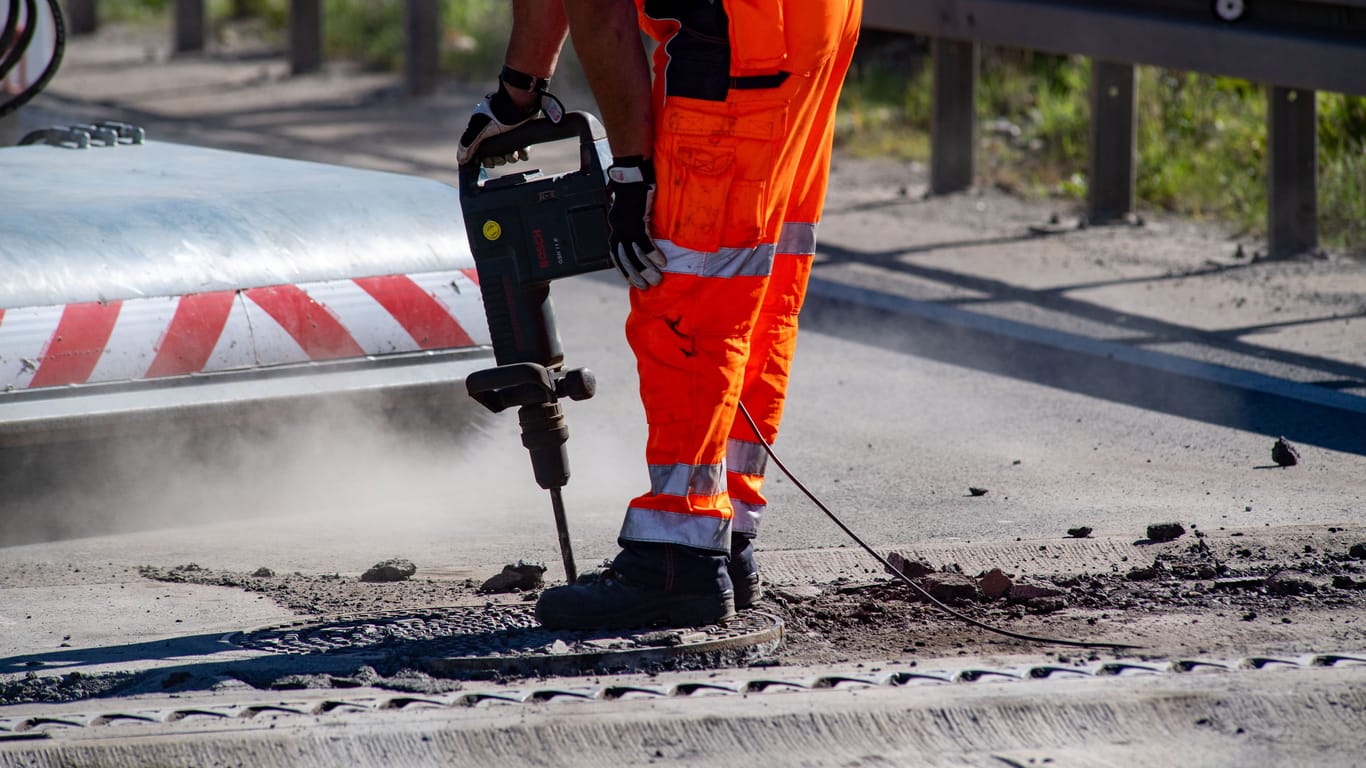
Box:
<box><xmin>607</xmin><ymin>156</ymin><xmax>666</xmax><ymax>290</ymax></box>
<box><xmin>457</xmin><ymin>69</ymin><xmax>563</xmax><ymax>168</ymax></box>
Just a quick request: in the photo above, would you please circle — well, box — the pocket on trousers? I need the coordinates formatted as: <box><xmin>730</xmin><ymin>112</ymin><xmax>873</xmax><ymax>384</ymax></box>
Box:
<box><xmin>659</xmin><ymin>143</ymin><xmax>769</xmax><ymax>252</ymax></box>
<box><xmin>657</xmin><ymin>99</ymin><xmax>785</xmax><ymax>252</ymax></box>
<box><xmin>727</xmin><ymin>0</ymin><xmax>788</xmax><ymax>73</ymax></box>
<box><xmin>662</xmin><ymin>144</ymin><xmax>735</xmax><ymax>253</ymax></box>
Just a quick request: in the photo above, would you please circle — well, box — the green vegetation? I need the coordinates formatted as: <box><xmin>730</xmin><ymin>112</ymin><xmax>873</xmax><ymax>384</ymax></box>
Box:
<box><xmin>94</xmin><ymin>0</ymin><xmax>509</xmax><ymax>75</ymax></box>
<box><xmin>319</xmin><ymin>0</ymin><xmax>508</xmax><ymax>74</ymax></box>
<box><xmin>838</xmin><ymin>46</ymin><xmax>1366</xmax><ymax>255</ymax></box>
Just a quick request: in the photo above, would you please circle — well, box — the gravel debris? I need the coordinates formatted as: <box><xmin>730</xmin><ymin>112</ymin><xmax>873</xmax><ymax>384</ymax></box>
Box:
<box><xmin>479</xmin><ymin>561</ymin><xmax>547</xmax><ymax>594</ymax></box>
<box><xmin>885</xmin><ymin>552</ymin><xmax>934</xmax><ymax>579</ymax></box>
<box><xmin>1146</xmin><ymin>522</ymin><xmax>1187</xmax><ymax>542</ymax></box>
<box><xmin>360</xmin><ymin>559</ymin><xmax>418</xmax><ymax>583</ymax></box>
<box><xmin>1271</xmin><ymin>436</ymin><xmax>1301</xmax><ymax>467</ymax></box>
<box><xmin>978</xmin><ymin>568</ymin><xmax>1013</xmax><ymax>599</ymax></box>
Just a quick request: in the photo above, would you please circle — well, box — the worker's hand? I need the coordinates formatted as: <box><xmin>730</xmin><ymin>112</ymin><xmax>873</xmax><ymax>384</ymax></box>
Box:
<box><xmin>607</xmin><ymin>156</ymin><xmax>666</xmax><ymax>290</ymax></box>
<box><xmin>457</xmin><ymin>80</ymin><xmax>542</xmax><ymax>168</ymax></box>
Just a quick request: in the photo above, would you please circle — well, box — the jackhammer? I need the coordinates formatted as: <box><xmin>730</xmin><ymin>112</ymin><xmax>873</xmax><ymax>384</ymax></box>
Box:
<box><xmin>458</xmin><ymin>112</ymin><xmax>615</xmax><ymax>585</ymax></box>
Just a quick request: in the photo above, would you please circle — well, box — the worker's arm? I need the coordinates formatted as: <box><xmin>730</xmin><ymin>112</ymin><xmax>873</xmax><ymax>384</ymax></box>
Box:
<box><xmin>561</xmin><ymin>0</ymin><xmax>652</xmax><ymax>158</ymax></box>
<box><xmin>503</xmin><ymin>0</ymin><xmax>570</xmax><ymax>112</ymax></box>
<box><xmin>457</xmin><ymin>0</ymin><xmax>569</xmax><ymax>167</ymax></box>
<box><xmin>563</xmin><ymin>0</ymin><xmax>663</xmax><ymax>288</ymax></box>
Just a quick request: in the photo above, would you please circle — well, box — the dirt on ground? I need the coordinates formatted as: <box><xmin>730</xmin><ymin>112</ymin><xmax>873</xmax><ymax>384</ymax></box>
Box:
<box><xmin>4</xmin><ymin>524</ymin><xmax>1363</xmax><ymax>706</ymax></box>
<box><xmin>767</xmin><ymin>526</ymin><xmax>1366</xmax><ymax>666</ymax></box>
<box><xmin>132</xmin><ymin>524</ymin><xmax>1366</xmax><ymax>670</ymax></box>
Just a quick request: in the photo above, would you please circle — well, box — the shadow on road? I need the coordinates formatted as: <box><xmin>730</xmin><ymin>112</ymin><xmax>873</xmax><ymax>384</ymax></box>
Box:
<box><xmin>804</xmin><ymin>240</ymin><xmax>1366</xmax><ymax>456</ymax></box>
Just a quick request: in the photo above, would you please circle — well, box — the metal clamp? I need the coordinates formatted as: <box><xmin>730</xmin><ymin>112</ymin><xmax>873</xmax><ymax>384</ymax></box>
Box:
<box><xmin>17</xmin><ymin>122</ymin><xmax>147</xmax><ymax>149</ymax></box>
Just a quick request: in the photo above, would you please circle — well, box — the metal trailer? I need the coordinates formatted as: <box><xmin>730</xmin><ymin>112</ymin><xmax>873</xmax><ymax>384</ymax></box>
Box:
<box><xmin>0</xmin><ymin>132</ymin><xmax>494</xmax><ymax>449</ymax></box>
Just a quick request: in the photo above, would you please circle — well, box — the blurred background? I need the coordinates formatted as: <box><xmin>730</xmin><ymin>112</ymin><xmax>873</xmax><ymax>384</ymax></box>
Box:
<box><xmin>50</xmin><ymin>0</ymin><xmax>1365</xmax><ymax>256</ymax></box>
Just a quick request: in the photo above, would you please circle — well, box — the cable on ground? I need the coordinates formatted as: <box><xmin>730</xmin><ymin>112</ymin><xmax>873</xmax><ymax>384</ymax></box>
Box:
<box><xmin>737</xmin><ymin>402</ymin><xmax>1141</xmax><ymax>651</ymax></box>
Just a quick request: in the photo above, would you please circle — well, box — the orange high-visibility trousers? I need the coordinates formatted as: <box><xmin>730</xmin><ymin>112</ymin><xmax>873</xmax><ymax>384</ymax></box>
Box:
<box><xmin>620</xmin><ymin>0</ymin><xmax>863</xmax><ymax>552</ymax></box>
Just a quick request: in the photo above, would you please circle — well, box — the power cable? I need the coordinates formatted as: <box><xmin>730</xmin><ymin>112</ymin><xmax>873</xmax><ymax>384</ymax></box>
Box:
<box><xmin>0</xmin><ymin>0</ymin><xmax>65</xmax><ymax>119</ymax></box>
<box><xmin>1</xmin><ymin>0</ymin><xmax>22</xmax><ymax>75</ymax></box>
<box><xmin>736</xmin><ymin>401</ymin><xmax>1141</xmax><ymax>651</ymax></box>
<box><xmin>0</xmin><ymin>0</ymin><xmax>37</xmax><ymax>82</ymax></box>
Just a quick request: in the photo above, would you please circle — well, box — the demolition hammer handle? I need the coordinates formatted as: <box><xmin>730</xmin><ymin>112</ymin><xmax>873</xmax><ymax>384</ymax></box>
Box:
<box><xmin>457</xmin><ymin>111</ymin><xmax>608</xmax><ymax>195</ymax></box>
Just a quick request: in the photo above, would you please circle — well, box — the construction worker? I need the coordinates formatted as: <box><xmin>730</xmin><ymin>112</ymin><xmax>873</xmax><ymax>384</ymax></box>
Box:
<box><xmin>459</xmin><ymin>0</ymin><xmax>863</xmax><ymax>630</ymax></box>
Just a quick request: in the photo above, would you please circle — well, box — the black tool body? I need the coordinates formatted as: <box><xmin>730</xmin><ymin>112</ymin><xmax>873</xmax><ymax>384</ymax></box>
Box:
<box><xmin>458</xmin><ymin>112</ymin><xmax>614</xmax><ymax>368</ymax></box>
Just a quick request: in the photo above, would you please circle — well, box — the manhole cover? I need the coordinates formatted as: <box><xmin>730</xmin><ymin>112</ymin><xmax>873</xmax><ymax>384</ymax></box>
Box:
<box><xmin>232</xmin><ymin>606</ymin><xmax>782</xmax><ymax>678</ymax></box>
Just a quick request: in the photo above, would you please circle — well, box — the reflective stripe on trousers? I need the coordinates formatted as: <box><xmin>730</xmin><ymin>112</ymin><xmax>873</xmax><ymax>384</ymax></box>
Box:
<box><xmin>621</xmin><ymin>461</ymin><xmax>730</xmax><ymax>551</ymax></box>
<box><xmin>726</xmin><ymin>437</ymin><xmax>769</xmax><ymax>536</ymax></box>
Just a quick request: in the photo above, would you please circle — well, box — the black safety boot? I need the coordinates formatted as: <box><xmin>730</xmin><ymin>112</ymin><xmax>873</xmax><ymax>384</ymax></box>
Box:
<box><xmin>536</xmin><ymin>542</ymin><xmax>735</xmax><ymax>630</ymax></box>
<box><xmin>730</xmin><ymin>532</ymin><xmax>762</xmax><ymax>609</ymax></box>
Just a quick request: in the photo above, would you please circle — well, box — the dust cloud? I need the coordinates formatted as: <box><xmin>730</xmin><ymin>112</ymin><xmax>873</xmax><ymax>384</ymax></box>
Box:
<box><xmin>0</xmin><ymin>389</ymin><xmax>641</xmax><ymax>552</ymax></box>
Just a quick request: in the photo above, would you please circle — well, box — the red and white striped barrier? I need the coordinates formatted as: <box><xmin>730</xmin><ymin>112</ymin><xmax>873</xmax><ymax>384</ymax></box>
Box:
<box><xmin>0</xmin><ymin>269</ymin><xmax>488</xmax><ymax>392</ymax></box>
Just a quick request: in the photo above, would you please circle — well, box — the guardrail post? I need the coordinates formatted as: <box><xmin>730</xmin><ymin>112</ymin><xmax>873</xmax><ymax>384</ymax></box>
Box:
<box><xmin>403</xmin><ymin>0</ymin><xmax>441</xmax><ymax>96</ymax></box>
<box><xmin>66</xmin><ymin>0</ymin><xmax>98</xmax><ymax>34</ymax></box>
<box><xmin>173</xmin><ymin>0</ymin><xmax>206</xmax><ymax>53</ymax></box>
<box><xmin>1087</xmin><ymin>60</ymin><xmax>1137</xmax><ymax>224</ymax></box>
<box><xmin>1267</xmin><ymin>85</ymin><xmax>1318</xmax><ymax>258</ymax></box>
<box><xmin>288</xmin><ymin>0</ymin><xmax>323</xmax><ymax>75</ymax></box>
<box><xmin>930</xmin><ymin>37</ymin><xmax>977</xmax><ymax>194</ymax></box>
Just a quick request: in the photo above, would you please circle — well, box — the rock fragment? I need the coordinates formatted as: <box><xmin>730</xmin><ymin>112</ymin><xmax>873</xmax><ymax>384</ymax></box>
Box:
<box><xmin>1066</xmin><ymin>526</ymin><xmax>1093</xmax><ymax>538</ymax></box>
<box><xmin>1349</xmin><ymin>543</ymin><xmax>1366</xmax><ymax>560</ymax></box>
<box><xmin>885</xmin><ymin>552</ymin><xmax>934</xmax><ymax>579</ymax></box>
<box><xmin>252</xmin><ymin>567</ymin><xmax>275</xmax><ymax>578</ymax></box>
<box><xmin>910</xmin><ymin>572</ymin><xmax>979</xmax><ymax>604</ymax></box>
<box><xmin>1146</xmin><ymin>522</ymin><xmax>1186</xmax><ymax>542</ymax></box>
<box><xmin>1007</xmin><ymin>580</ymin><xmax>1064</xmax><ymax>601</ymax></box>
<box><xmin>1265</xmin><ymin>573</ymin><xmax>1316</xmax><ymax>596</ymax></box>
<box><xmin>1332</xmin><ymin>575</ymin><xmax>1366</xmax><ymax>590</ymax></box>
<box><xmin>978</xmin><ymin>568</ymin><xmax>1013</xmax><ymax>599</ymax></box>
<box><xmin>479</xmin><ymin>561</ymin><xmax>547</xmax><ymax>593</ymax></box>
<box><xmin>360</xmin><ymin>558</ymin><xmax>417</xmax><ymax>583</ymax></box>
<box><xmin>1125</xmin><ymin>564</ymin><xmax>1163</xmax><ymax>581</ymax></box>
<box><xmin>768</xmin><ymin>585</ymin><xmax>822</xmax><ymax>602</ymax></box>
<box><xmin>1271</xmin><ymin>437</ymin><xmax>1300</xmax><ymax>467</ymax></box>
<box><xmin>968</xmin><ymin>487</ymin><xmax>989</xmax><ymax>497</ymax></box>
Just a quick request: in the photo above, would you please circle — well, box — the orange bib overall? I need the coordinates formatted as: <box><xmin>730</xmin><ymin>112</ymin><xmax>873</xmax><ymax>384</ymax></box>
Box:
<box><xmin>621</xmin><ymin>0</ymin><xmax>862</xmax><ymax>552</ymax></box>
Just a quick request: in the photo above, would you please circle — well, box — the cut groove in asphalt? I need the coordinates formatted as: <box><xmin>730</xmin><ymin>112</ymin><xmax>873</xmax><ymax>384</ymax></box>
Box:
<box><xmin>231</xmin><ymin>606</ymin><xmax>784</xmax><ymax>678</ymax></box>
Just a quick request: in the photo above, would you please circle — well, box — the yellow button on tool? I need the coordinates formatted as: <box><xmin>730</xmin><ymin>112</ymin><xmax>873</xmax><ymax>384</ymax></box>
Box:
<box><xmin>482</xmin><ymin>220</ymin><xmax>502</xmax><ymax>241</ymax></box>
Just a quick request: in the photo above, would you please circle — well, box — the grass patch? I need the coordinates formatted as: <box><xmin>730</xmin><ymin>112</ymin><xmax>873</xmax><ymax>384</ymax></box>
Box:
<box><xmin>838</xmin><ymin>43</ymin><xmax>1365</xmax><ymax>256</ymax></box>
<box><xmin>91</xmin><ymin>0</ymin><xmax>510</xmax><ymax>77</ymax></box>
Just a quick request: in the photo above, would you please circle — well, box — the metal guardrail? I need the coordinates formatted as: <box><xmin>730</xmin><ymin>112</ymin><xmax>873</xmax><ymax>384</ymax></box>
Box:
<box><xmin>864</xmin><ymin>0</ymin><xmax>1366</xmax><ymax>257</ymax></box>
